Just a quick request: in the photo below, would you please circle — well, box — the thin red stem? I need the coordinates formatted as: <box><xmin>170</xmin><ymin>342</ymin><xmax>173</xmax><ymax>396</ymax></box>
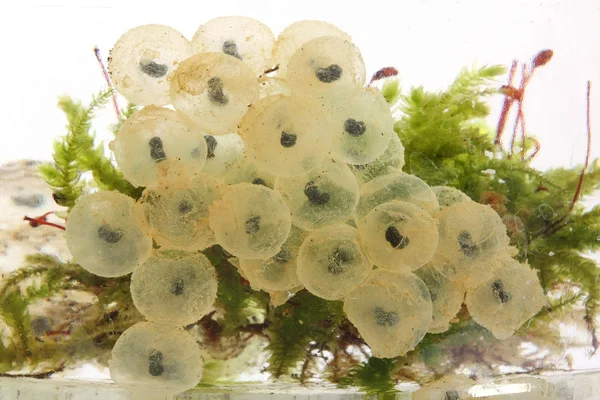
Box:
<box><xmin>496</xmin><ymin>60</ymin><xmax>518</xmax><ymax>146</ymax></box>
<box><xmin>510</xmin><ymin>64</ymin><xmax>528</xmax><ymax>157</ymax></box>
<box><xmin>23</xmin><ymin>216</ymin><xmax>66</xmax><ymax>231</ymax></box>
<box><xmin>570</xmin><ymin>81</ymin><xmax>593</xmax><ymax>211</ymax></box>
<box><xmin>94</xmin><ymin>47</ymin><xmax>121</xmax><ymax>119</ymax></box>
<box><xmin>524</xmin><ymin>137</ymin><xmax>541</xmax><ymax>161</ymax></box>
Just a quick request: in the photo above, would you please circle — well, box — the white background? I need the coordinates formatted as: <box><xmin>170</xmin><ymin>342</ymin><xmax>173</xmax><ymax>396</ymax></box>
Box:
<box><xmin>0</xmin><ymin>0</ymin><xmax>598</xmax><ymax>171</ymax></box>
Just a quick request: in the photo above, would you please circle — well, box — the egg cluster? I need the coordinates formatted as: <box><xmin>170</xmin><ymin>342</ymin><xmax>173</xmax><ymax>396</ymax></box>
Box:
<box><xmin>63</xmin><ymin>17</ymin><xmax>546</xmax><ymax>395</ymax></box>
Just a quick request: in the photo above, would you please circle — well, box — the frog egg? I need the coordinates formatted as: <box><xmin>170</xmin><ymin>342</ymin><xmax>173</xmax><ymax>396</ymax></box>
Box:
<box><xmin>349</xmin><ymin>132</ymin><xmax>405</xmax><ymax>183</ymax></box>
<box><xmin>433</xmin><ymin>201</ymin><xmax>510</xmax><ymax>285</ymax></box>
<box><xmin>238</xmin><ymin>226</ymin><xmax>306</xmax><ymax>291</ymax></box>
<box><xmin>65</xmin><ymin>191</ymin><xmax>151</xmax><ymax>278</ymax></box>
<box><xmin>296</xmin><ymin>224</ymin><xmax>371</xmax><ymax>300</ymax></box>
<box><xmin>108</xmin><ymin>24</ymin><xmax>192</xmax><ymax>106</ymax></box>
<box><xmin>287</xmin><ymin>36</ymin><xmax>365</xmax><ymax>105</ymax></box>
<box><xmin>359</xmin><ymin>201</ymin><xmax>439</xmax><ymax>274</ymax></box>
<box><xmin>414</xmin><ymin>263</ymin><xmax>465</xmax><ymax>333</ymax></box>
<box><xmin>209</xmin><ymin>183</ymin><xmax>291</xmax><ymax>259</ymax></box>
<box><xmin>343</xmin><ymin>269</ymin><xmax>432</xmax><ymax>358</ymax></box>
<box><xmin>239</xmin><ymin>95</ymin><xmax>332</xmax><ymax>177</ymax></box>
<box><xmin>465</xmin><ymin>257</ymin><xmax>546</xmax><ymax>339</ymax></box>
<box><xmin>223</xmin><ymin>155</ymin><xmax>276</xmax><ymax>188</ymax></box>
<box><xmin>274</xmin><ymin>158</ymin><xmax>359</xmax><ymax>231</ymax></box>
<box><xmin>355</xmin><ymin>170</ymin><xmax>439</xmax><ymax>222</ymax></box>
<box><xmin>201</xmin><ymin>133</ymin><xmax>245</xmax><ymax>177</ymax></box>
<box><xmin>140</xmin><ymin>174</ymin><xmax>223</xmax><ymax>251</ymax></box>
<box><xmin>191</xmin><ymin>16</ymin><xmax>275</xmax><ymax>76</ymax></box>
<box><xmin>327</xmin><ymin>88</ymin><xmax>393</xmax><ymax>164</ymax></box>
<box><xmin>432</xmin><ymin>186</ymin><xmax>472</xmax><ymax>211</ymax></box>
<box><xmin>169</xmin><ymin>52</ymin><xmax>259</xmax><ymax>135</ymax></box>
<box><xmin>412</xmin><ymin>375</ymin><xmax>476</xmax><ymax>400</ymax></box>
<box><xmin>131</xmin><ymin>252</ymin><xmax>218</xmax><ymax>326</ymax></box>
<box><xmin>272</xmin><ymin>20</ymin><xmax>351</xmax><ymax>77</ymax></box>
<box><xmin>112</xmin><ymin>106</ymin><xmax>208</xmax><ymax>188</ymax></box>
<box><xmin>109</xmin><ymin>322</ymin><xmax>203</xmax><ymax>397</ymax></box>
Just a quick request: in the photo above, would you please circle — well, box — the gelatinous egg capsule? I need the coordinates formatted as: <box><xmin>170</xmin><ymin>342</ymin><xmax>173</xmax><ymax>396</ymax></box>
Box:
<box><xmin>275</xmin><ymin>158</ymin><xmax>359</xmax><ymax>230</ymax></box>
<box><xmin>109</xmin><ymin>24</ymin><xmax>192</xmax><ymax>106</ymax></box>
<box><xmin>271</xmin><ymin>20</ymin><xmax>351</xmax><ymax>77</ymax></box>
<box><xmin>109</xmin><ymin>322</ymin><xmax>204</xmax><ymax>397</ymax></box>
<box><xmin>239</xmin><ymin>95</ymin><xmax>332</xmax><ymax>178</ymax></box>
<box><xmin>140</xmin><ymin>174</ymin><xmax>223</xmax><ymax>251</ymax></box>
<box><xmin>296</xmin><ymin>224</ymin><xmax>371</xmax><ymax>300</ymax></box>
<box><xmin>465</xmin><ymin>257</ymin><xmax>546</xmax><ymax>340</ymax></box>
<box><xmin>355</xmin><ymin>169</ymin><xmax>439</xmax><ymax>222</ymax></box>
<box><xmin>328</xmin><ymin>88</ymin><xmax>394</xmax><ymax>165</ymax></box>
<box><xmin>201</xmin><ymin>133</ymin><xmax>245</xmax><ymax>177</ymax></box>
<box><xmin>238</xmin><ymin>226</ymin><xmax>306</xmax><ymax>291</ymax></box>
<box><xmin>343</xmin><ymin>269</ymin><xmax>432</xmax><ymax>358</ymax></box>
<box><xmin>65</xmin><ymin>191</ymin><xmax>152</xmax><ymax>277</ymax></box>
<box><xmin>131</xmin><ymin>252</ymin><xmax>218</xmax><ymax>326</ymax></box>
<box><xmin>287</xmin><ymin>36</ymin><xmax>365</xmax><ymax>106</ymax></box>
<box><xmin>359</xmin><ymin>201</ymin><xmax>439</xmax><ymax>274</ymax></box>
<box><xmin>191</xmin><ymin>16</ymin><xmax>275</xmax><ymax>76</ymax></box>
<box><xmin>414</xmin><ymin>263</ymin><xmax>465</xmax><ymax>333</ymax></box>
<box><xmin>433</xmin><ymin>201</ymin><xmax>511</xmax><ymax>286</ymax></box>
<box><xmin>169</xmin><ymin>52</ymin><xmax>259</xmax><ymax>135</ymax></box>
<box><xmin>432</xmin><ymin>186</ymin><xmax>472</xmax><ymax>211</ymax></box>
<box><xmin>112</xmin><ymin>106</ymin><xmax>208</xmax><ymax>188</ymax></box>
<box><xmin>223</xmin><ymin>154</ymin><xmax>276</xmax><ymax>188</ymax></box>
<box><xmin>208</xmin><ymin>183</ymin><xmax>291</xmax><ymax>259</ymax></box>
<box><xmin>349</xmin><ymin>132</ymin><xmax>405</xmax><ymax>183</ymax></box>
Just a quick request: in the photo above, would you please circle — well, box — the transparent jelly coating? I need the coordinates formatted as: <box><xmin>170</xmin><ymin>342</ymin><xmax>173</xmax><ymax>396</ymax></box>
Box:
<box><xmin>287</xmin><ymin>36</ymin><xmax>365</xmax><ymax>105</ymax></box>
<box><xmin>355</xmin><ymin>170</ymin><xmax>439</xmax><ymax>222</ymax></box>
<box><xmin>140</xmin><ymin>174</ymin><xmax>223</xmax><ymax>251</ymax></box>
<box><xmin>434</xmin><ymin>201</ymin><xmax>510</xmax><ymax>286</ymax></box>
<box><xmin>131</xmin><ymin>253</ymin><xmax>218</xmax><ymax>326</ymax></box>
<box><xmin>268</xmin><ymin>285</ymin><xmax>304</xmax><ymax>307</ymax></box>
<box><xmin>412</xmin><ymin>375</ymin><xmax>476</xmax><ymax>400</ymax></box>
<box><xmin>432</xmin><ymin>186</ymin><xmax>472</xmax><ymax>211</ymax></box>
<box><xmin>201</xmin><ymin>133</ymin><xmax>245</xmax><ymax>177</ymax></box>
<box><xmin>191</xmin><ymin>16</ymin><xmax>275</xmax><ymax>76</ymax></box>
<box><xmin>296</xmin><ymin>224</ymin><xmax>371</xmax><ymax>300</ymax></box>
<box><xmin>109</xmin><ymin>322</ymin><xmax>204</xmax><ymax>397</ymax></box>
<box><xmin>480</xmin><ymin>377</ymin><xmax>558</xmax><ymax>400</ymax></box>
<box><xmin>349</xmin><ymin>132</ymin><xmax>405</xmax><ymax>183</ymax></box>
<box><xmin>328</xmin><ymin>88</ymin><xmax>393</xmax><ymax>164</ymax></box>
<box><xmin>169</xmin><ymin>52</ymin><xmax>259</xmax><ymax>135</ymax></box>
<box><xmin>112</xmin><ymin>106</ymin><xmax>208</xmax><ymax>188</ymax></box>
<box><xmin>209</xmin><ymin>183</ymin><xmax>291</xmax><ymax>259</ymax></box>
<box><xmin>272</xmin><ymin>20</ymin><xmax>351</xmax><ymax>77</ymax></box>
<box><xmin>359</xmin><ymin>201</ymin><xmax>439</xmax><ymax>273</ymax></box>
<box><xmin>343</xmin><ymin>269</ymin><xmax>432</xmax><ymax>358</ymax></box>
<box><xmin>466</xmin><ymin>257</ymin><xmax>546</xmax><ymax>340</ymax></box>
<box><xmin>65</xmin><ymin>191</ymin><xmax>151</xmax><ymax>278</ymax></box>
<box><xmin>223</xmin><ymin>155</ymin><xmax>276</xmax><ymax>188</ymax></box>
<box><xmin>275</xmin><ymin>158</ymin><xmax>359</xmax><ymax>231</ymax></box>
<box><xmin>238</xmin><ymin>226</ymin><xmax>305</xmax><ymax>291</ymax></box>
<box><xmin>109</xmin><ymin>24</ymin><xmax>192</xmax><ymax>106</ymax></box>
<box><xmin>414</xmin><ymin>263</ymin><xmax>465</xmax><ymax>333</ymax></box>
<box><xmin>259</xmin><ymin>77</ymin><xmax>291</xmax><ymax>98</ymax></box>
<box><xmin>239</xmin><ymin>95</ymin><xmax>332</xmax><ymax>177</ymax></box>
